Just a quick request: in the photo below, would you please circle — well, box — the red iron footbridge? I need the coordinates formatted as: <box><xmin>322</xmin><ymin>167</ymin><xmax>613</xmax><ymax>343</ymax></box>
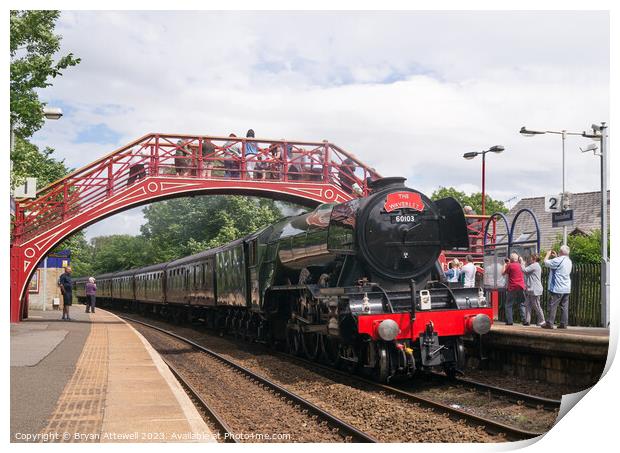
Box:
<box><xmin>10</xmin><ymin>133</ymin><xmax>381</xmax><ymax>322</ymax></box>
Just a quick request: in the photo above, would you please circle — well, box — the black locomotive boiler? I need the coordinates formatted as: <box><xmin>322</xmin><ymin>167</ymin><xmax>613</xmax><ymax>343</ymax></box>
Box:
<box><xmin>76</xmin><ymin>177</ymin><xmax>492</xmax><ymax>381</ymax></box>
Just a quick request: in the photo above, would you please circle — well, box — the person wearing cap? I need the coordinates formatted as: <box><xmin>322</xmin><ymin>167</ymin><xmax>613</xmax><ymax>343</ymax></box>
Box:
<box><xmin>58</xmin><ymin>267</ymin><xmax>73</xmax><ymax>321</ymax></box>
<box><xmin>85</xmin><ymin>277</ymin><xmax>97</xmax><ymax>314</ymax></box>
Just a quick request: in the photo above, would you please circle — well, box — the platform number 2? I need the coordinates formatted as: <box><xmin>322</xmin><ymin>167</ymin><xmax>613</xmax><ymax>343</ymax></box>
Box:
<box><xmin>545</xmin><ymin>195</ymin><xmax>561</xmax><ymax>213</ymax></box>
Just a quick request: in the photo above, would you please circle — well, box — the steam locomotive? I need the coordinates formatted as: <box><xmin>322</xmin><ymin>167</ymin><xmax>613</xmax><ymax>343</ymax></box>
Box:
<box><xmin>75</xmin><ymin>177</ymin><xmax>492</xmax><ymax>381</ymax></box>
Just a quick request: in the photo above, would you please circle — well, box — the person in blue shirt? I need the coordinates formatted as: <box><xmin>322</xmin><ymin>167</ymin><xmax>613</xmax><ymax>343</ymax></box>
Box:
<box><xmin>245</xmin><ymin>129</ymin><xmax>259</xmax><ymax>179</ymax></box>
<box><xmin>444</xmin><ymin>261</ymin><xmax>461</xmax><ymax>283</ymax></box>
<box><xmin>542</xmin><ymin>245</ymin><xmax>573</xmax><ymax>329</ymax></box>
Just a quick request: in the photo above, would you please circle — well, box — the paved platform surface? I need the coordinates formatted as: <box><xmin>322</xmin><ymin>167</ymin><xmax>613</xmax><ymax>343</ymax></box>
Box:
<box><xmin>11</xmin><ymin>309</ymin><xmax>214</xmax><ymax>443</ymax></box>
<box><xmin>488</xmin><ymin>322</ymin><xmax>609</xmax><ymax>358</ymax></box>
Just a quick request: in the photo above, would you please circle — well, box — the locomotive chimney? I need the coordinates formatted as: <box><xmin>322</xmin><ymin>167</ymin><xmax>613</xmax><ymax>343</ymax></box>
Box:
<box><xmin>368</xmin><ymin>177</ymin><xmax>407</xmax><ymax>191</ymax></box>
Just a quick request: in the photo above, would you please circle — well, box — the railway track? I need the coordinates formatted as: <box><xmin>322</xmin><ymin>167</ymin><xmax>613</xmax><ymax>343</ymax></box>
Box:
<box><xmin>436</xmin><ymin>374</ymin><xmax>562</xmax><ymax>411</ymax></box>
<box><xmin>122</xmin><ymin>315</ymin><xmax>378</xmax><ymax>443</ymax></box>
<box><xmin>160</xmin><ymin>356</ymin><xmax>238</xmax><ymax>443</ymax></box>
<box><xmin>271</xmin><ymin>351</ymin><xmax>551</xmax><ymax>441</ymax></box>
<box><xmin>119</xmin><ymin>312</ymin><xmax>551</xmax><ymax>441</ymax></box>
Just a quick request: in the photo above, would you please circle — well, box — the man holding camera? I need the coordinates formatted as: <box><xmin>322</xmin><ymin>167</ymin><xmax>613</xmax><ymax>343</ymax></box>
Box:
<box><xmin>502</xmin><ymin>253</ymin><xmax>526</xmax><ymax>325</ymax></box>
<box><xmin>542</xmin><ymin>245</ymin><xmax>573</xmax><ymax>329</ymax></box>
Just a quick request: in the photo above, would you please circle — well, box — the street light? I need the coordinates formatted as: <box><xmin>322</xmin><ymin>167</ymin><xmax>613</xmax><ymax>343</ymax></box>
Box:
<box><xmin>582</xmin><ymin>122</ymin><xmax>609</xmax><ymax>328</ymax></box>
<box><xmin>462</xmin><ymin>145</ymin><xmax>505</xmax><ymax>216</ymax></box>
<box><xmin>10</xmin><ymin>106</ymin><xmax>64</xmax><ymax>154</ymax></box>
<box><xmin>519</xmin><ymin>126</ymin><xmax>584</xmax><ymax>245</ymax></box>
<box><xmin>43</xmin><ymin>106</ymin><xmax>63</xmax><ymax>120</ymax></box>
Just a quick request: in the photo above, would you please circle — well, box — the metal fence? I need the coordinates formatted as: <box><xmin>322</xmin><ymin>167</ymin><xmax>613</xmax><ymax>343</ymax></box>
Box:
<box><xmin>497</xmin><ymin>263</ymin><xmax>601</xmax><ymax>326</ymax></box>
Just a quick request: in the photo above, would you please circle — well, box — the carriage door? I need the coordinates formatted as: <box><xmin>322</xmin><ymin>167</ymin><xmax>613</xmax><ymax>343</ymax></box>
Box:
<box><xmin>246</xmin><ymin>239</ymin><xmax>260</xmax><ymax>310</ymax></box>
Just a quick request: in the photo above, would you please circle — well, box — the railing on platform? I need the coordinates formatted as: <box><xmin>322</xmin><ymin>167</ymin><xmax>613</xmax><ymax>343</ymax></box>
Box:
<box><xmin>12</xmin><ymin>134</ymin><xmax>380</xmax><ymax>244</ymax></box>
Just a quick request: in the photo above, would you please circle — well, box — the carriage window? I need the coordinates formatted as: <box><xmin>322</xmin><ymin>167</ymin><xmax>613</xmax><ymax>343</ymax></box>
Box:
<box><xmin>249</xmin><ymin>240</ymin><xmax>258</xmax><ymax>266</ymax></box>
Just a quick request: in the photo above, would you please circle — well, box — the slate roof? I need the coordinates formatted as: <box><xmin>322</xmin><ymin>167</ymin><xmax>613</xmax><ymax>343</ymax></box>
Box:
<box><xmin>502</xmin><ymin>191</ymin><xmax>610</xmax><ymax>251</ymax></box>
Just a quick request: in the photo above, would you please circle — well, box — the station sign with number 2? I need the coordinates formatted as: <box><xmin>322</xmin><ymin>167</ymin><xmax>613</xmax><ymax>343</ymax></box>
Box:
<box><xmin>545</xmin><ymin>194</ymin><xmax>562</xmax><ymax>213</ymax></box>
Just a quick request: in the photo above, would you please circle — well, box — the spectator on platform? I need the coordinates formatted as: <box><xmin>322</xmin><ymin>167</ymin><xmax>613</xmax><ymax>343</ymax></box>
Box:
<box><xmin>58</xmin><ymin>267</ymin><xmax>73</xmax><ymax>321</ymax></box>
<box><xmin>502</xmin><ymin>253</ymin><xmax>526</xmax><ymax>326</ymax></box>
<box><xmin>245</xmin><ymin>129</ymin><xmax>259</xmax><ymax>179</ymax></box>
<box><xmin>542</xmin><ymin>245</ymin><xmax>573</xmax><ymax>329</ymax></box>
<box><xmin>223</xmin><ymin>134</ymin><xmax>241</xmax><ymax>178</ymax></box>
<box><xmin>463</xmin><ymin>205</ymin><xmax>477</xmax><ymax>224</ymax></box>
<box><xmin>445</xmin><ymin>261</ymin><xmax>461</xmax><ymax>283</ymax></box>
<box><xmin>461</xmin><ymin>255</ymin><xmax>477</xmax><ymax>288</ymax></box>
<box><xmin>520</xmin><ymin>254</ymin><xmax>545</xmax><ymax>326</ymax></box>
<box><xmin>85</xmin><ymin>277</ymin><xmax>97</xmax><ymax>314</ymax></box>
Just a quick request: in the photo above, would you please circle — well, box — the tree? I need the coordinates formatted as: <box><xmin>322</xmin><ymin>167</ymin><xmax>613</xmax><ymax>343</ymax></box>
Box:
<box><xmin>57</xmin><ymin>233</ymin><xmax>94</xmax><ymax>277</ymax></box>
<box><xmin>552</xmin><ymin>229</ymin><xmax>609</xmax><ymax>265</ymax></box>
<box><xmin>431</xmin><ymin>186</ymin><xmax>508</xmax><ymax>215</ymax></box>
<box><xmin>77</xmin><ymin>195</ymin><xmax>285</xmax><ymax>274</ymax></box>
<box><xmin>141</xmin><ymin>195</ymin><xmax>283</xmax><ymax>262</ymax></box>
<box><xmin>10</xmin><ymin>10</ymin><xmax>80</xmax><ymax>138</ymax></box>
<box><xmin>88</xmin><ymin>235</ymin><xmax>153</xmax><ymax>274</ymax></box>
<box><xmin>10</xmin><ymin>136</ymin><xmax>68</xmax><ymax>188</ymax></box>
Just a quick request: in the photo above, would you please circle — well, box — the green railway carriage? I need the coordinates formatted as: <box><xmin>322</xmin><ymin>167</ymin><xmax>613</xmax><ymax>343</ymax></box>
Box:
<box><xmin>134</xmin><ymin>264</ymin><xmax>165</xmax><ymax>304</ymax></box>
<box><xmin>166</xmin><ymin>251</ymin><xmax>216</xmax><ymax>306</ymax></box>
<box><xmin>91</xmin><ymin>178</ymin><xmax>494</xmax><ymax>382</ymax></box>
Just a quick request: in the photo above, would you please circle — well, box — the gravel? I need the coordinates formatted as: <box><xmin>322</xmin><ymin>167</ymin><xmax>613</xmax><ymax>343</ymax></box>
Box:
<box><xmin>126</xmin><ymin>314</ymin><xmax>507</xmax><ymax>442</ymax></box>
<box><xmin>134</xmin><ymin>327</ymin><xmax>351</xmax><ymax>443</ymax></box>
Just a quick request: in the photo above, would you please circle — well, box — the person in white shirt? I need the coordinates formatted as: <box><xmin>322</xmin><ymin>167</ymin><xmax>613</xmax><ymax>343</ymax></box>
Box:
<box><xmin>462</xmin><ymin>255</ymin><xmax>477</xmax><ymax>288</ymax></box>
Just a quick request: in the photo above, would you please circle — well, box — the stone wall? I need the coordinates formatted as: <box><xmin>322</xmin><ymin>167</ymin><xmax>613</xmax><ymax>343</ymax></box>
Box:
<box><xmin>28</xmin><ymin>268</ymin><xmax>65</xmax><ymax>311</ymax></box>
<box><xmin>464</xmin><ymin>331</ymin><xmax>608</xmax><ymax>387</ymax></box>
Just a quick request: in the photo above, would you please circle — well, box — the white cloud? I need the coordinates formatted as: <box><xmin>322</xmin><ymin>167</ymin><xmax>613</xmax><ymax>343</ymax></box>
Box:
<box><xmin>29</xmin><ymin>10</ymin><xmax>609</xmax><ymax>238</ymax></box>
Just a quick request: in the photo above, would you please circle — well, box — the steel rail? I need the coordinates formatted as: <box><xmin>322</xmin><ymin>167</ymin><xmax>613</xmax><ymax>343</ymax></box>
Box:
<box><xmin>434</xmin><ymin>373</ymin><xmax>561</xmax><ymax>411</ymax></box>
<box><xmin>121</xmin><ymin>316</ymin><xmax>378</xmax><ymax>443</ymax></box>
<box><xmin>160</xmin><ymin>356</ymin><xmax>238</xmax><ymax>443</ymax></box>
<box><xmin>273</xmin><ymin>353</ymin><xmax>546</xmax><ymax>441</ymax></box>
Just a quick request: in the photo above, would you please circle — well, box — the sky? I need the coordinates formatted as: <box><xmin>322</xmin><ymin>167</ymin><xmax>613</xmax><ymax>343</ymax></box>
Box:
<box><xmin>29</xmin><ymin>10</ymin><xmax>610</xmax><ymax>241</ymax></box>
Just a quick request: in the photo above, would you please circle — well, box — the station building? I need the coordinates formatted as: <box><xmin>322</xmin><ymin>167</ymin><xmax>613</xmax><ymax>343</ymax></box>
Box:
<box><xmin>507</xmin><ymin>190</ymin><xmax>610</xmax><ymax>251</ymax></box>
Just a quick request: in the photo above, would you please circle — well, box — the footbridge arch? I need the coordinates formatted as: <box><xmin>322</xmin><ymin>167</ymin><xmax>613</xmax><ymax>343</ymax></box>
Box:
<box><xmin>10</xmin><ymin>133</ymin><xmax>380</xmax><ymax>322</ymax></box>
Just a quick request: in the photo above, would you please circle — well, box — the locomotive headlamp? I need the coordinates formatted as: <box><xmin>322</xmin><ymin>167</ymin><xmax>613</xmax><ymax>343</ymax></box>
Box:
<box><xmin>469</xmin><ymin>314</ymin><xmax>491</xmax><ymax>335</ymax></box>
<box><xmin>376</xmin><ymin>319</ymin><xmax>400</xmax><ymax>341</ymax></box>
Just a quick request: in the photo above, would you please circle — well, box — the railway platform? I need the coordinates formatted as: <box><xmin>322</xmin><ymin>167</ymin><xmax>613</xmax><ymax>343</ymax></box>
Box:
<box><xmin>466</xmin><ymin>322</ymin><xmax>609</xmax><ymax>387</ymax></box>
<box><xmin>10</xmin><ymin>309</ymin><xmax>215</xmax><ymax>443</ymax></box>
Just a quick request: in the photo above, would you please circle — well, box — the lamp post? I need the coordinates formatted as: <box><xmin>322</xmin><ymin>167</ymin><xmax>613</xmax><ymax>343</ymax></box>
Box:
<box><xmin>581</xmin><ymin>122</ymin><xmax>609</xmax><ymax>328</ymax></box>
<box><xmin>38</xmin><ymin>106</ymin><xmax>63</xmax><ymax>311</ymax></box>
<box><xmin>519</xmin><ymin>126</ymin><xmax>585</xmax><ymax>245</ymax></box>
<box><xmin>463</xmin><ymin>145</ymin><xmax>505</xmax><ymax>216</ymax></box>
